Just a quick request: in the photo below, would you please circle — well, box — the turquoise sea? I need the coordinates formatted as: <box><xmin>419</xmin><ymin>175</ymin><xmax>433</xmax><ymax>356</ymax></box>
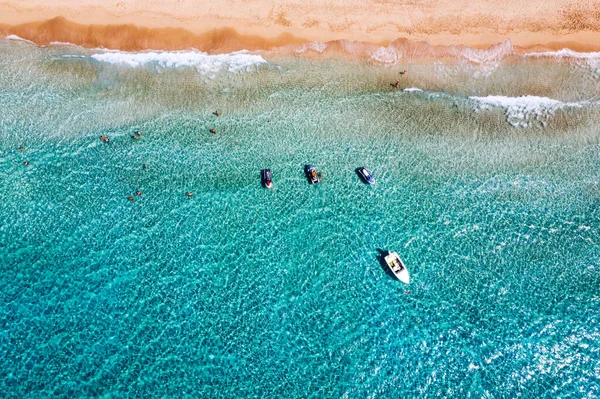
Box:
<box><xmin>1</xmin><ymin>37</ymin><xmax>600</xmax><ymax>397</ymax></box>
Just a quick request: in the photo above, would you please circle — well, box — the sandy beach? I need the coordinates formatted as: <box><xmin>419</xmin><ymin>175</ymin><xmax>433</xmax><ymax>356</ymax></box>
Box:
<box><xmin>1</xmin><ymin>0</ymin><xmax>600</xmax><ymax>51</ymax></box>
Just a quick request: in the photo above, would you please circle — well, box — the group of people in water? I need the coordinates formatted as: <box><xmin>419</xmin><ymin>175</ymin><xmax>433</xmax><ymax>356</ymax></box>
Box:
<box><xmin>392</xmin><ymin>69</ymin><xmax>408</xmax><ymax>88</ymax></box>
<box><xmin>131</xmin><ymin>130</ymin><xmax>143</xmax><ymax>140</ymax></box>
<box><xmin>95</xmin><ymin>111</ymin><xmax>222</xmax><ymax>201</ymax></box>
<box><xmin>101</xmin><ymin>130</ymin><xmax>143</xmax><ymax>144</ymax></box>
<box><xmin>18</xmin><ymin>147</ymin><xmax>29</xmax><ymax>166</ymax></box>
<box><xmin>127</xmin><ymin>191</ymin><xmax>143</xmax><ymax>201</ymax></box>
<box><xmin>102</xmin><ymin>130</ymin><xmax>148</xmax><ymax>201</ymax></box>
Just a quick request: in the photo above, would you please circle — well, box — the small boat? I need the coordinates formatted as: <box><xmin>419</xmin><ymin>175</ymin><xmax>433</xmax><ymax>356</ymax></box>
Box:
<box><xmin>356</xmin><ymin>167</ymin><xmax>375</xmax><ymax>184</ymax></box>
<box><xmin>384</xmin><ymin>251</ymin><xmax>410</xmax><ymax>284</ymax></box>
<box><xmin>304</xmin><ymin>165</ymin><xmax>320</xmax><ymax>184</ymax></box>
<box><xmin>262</xmin><ymin>169</ymin><xmax>273</xmax><ymax>189</ymax></box>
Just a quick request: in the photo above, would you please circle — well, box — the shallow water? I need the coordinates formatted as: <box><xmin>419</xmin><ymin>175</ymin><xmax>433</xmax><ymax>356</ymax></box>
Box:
<box><xmin>1</xmin><ymin>39</ymin><xmax>600</xmax><ymax>397</ymax></box>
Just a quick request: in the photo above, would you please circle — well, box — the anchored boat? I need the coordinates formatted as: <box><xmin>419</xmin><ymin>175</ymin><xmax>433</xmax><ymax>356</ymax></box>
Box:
<box><xmin>384</xmin><ymin>251</ymin><xmax>410</xmax><ymax>283</ymax></box>
<box><xmin>304</xmin><ymin>165</ymin><xmax>320</xmax><ymax>184</ymax></box>
<box><xmin>356</xmin><ymin>167</ymin><xmax>375</xmax><ymax>184</ymax></box>
<box><xmin>262</xmin><ymin>169</ymin><xmax>273</xmax><ymax>189</ymax></box>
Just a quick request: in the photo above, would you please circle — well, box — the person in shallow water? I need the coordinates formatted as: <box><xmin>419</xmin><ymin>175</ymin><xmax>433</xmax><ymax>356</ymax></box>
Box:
<box><xmin>400</xmin><ymin>70</ymin><xmax>407</xmax><ymax>75</ymax></box>
<box><xmin>213</xmin><ymin>111</ymin><xmax>220</xmax><ymax>116</ymax></box>
<box><xmin>100</xmin><ymin>135</ymin><xmax>110</xmax><ymax>143</ymax></box>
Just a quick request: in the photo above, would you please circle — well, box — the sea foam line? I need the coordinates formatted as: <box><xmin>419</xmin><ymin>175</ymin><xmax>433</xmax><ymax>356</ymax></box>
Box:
<box><xmin>469</xmin><ymin>95</ymin><xmax>585</xmax><ymax>127</ymax></box>
<box><xmin>87</xmin><ymin>49</ymin><xmax>268</xmax><ymax>74</ymax></box>
<box><xmin>523</xmin><ymin>48</ymin><xmax>600</xmax><ymax>59</ymax></box>
<box><xmin>3</xmin><ymin>34</ymin><xmax>36</xmax><ymax>45</ymax></box>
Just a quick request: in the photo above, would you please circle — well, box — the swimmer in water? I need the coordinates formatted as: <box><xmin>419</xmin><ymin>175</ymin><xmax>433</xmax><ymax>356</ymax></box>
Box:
<box><xmin>100</xmin><ymin>135</ymin><xmax>110</xmax><ymax>143</ymax></box>
<box><xmin>18</xmin><ymin>147</ymin><xmax>24</xmax><ymax>152</ymax></box>
<box><xmin>213</xmin><ymin>111</ymin><xmax>221</xmax><ymax>116</ymax></box>
<box><xmin>185</xmin><ymin>192</ymin><xmax>195</xmax><ymax>197</ymax></box>
<box><xmin>135</xmin><ymin>191</ymin><xmax>142</xmax><ymax>196</ymax></box>
<box><xmin>135</xmin><ymin>130</ymin><xmax>142</xmax><ymax>136</ymax></box>
<box><xmin>143</xmin><ymin>164</ymin><xmax>147</xmax><ymax>169</ymax></box>
<box><xmin>127</xmin><ymin>197</ymin><xmax>134</xmax><ymax>201</ymax></box>
<box><xmin>24</xmin><ymin>161</ymin><xmax>29</xmax><ymax>166</ymax></box>
<box><xmin>132</xmin><ymin>135</ymin><xmax>138</xmax><ymax>140</ymax></box>
<box><xmin>210</xmin><ymin>128</ymin><xmax>216</xmax><ymax>134</ymax></box>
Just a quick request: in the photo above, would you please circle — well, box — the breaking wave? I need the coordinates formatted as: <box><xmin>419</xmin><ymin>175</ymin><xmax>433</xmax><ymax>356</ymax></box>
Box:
<box><xmin>524</xmin><ymin>49</ymin><xmax>600</xmax><ymax>59</ymax></box>
<box><xmin>397</xmin><ymin>88</ymin><xmax>591</xmax><ymax>128</ymax></box>
<box><xmin>2</xmin><ymin>34</ymin><xmax>36</xmax><ymax>45</ymax></box>
<box><xmin>287</xmin><ymin>38</ymin><xmax>515</xmax><ymax>66</ymax></box>
<box><xmin>470</xmin><ymin>95</ymin><xmax>585</xmax><ymax>127</ymax></box>
<box><xmin>88</xmin><ymin>49</ymin><xmax>267</xmax><ymax>74</ymax></box>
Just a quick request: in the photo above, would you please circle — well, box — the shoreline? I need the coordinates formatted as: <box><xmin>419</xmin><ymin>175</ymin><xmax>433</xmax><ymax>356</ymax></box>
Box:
<box><xmin>1</xmin><ymin>0</ymin><xmax>600</xmax><ymax>54</ymax></box>
<box><xmin>2</xmin><ymin>17</ymin><xmax>600</xmax><ymax>56</ymax></box>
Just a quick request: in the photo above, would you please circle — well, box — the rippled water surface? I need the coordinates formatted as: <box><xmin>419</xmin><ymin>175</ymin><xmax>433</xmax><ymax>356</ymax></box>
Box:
<box><xmin>1</xmin><ymin>39</ymin><xmax>600</xmax><ymax>397</ymax></box>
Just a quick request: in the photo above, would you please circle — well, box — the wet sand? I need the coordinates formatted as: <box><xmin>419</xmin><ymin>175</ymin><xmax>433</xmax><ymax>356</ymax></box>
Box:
<box><xmin>1</xmin><ymin>0</ymin><xmax>600</xmax><ymax>52</ymax></box>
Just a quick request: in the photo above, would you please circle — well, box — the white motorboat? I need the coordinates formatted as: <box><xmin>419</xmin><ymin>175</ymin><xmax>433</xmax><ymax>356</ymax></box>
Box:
<box><xmin>384</xmin><ymin>251</ymin><xmax>410</xmax><ymax>284</ymax></box>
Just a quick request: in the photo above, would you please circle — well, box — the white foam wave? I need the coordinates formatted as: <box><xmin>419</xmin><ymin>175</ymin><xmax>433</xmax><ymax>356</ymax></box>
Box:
<box><xmin>454</xmin><ymin>40</ymin><xmax>514</xmax><ymax>64</ymax></box>
<box><xmin>295</xmin><ymin>42</ymin><xmax>328</xmax><ymax>54</ymax></box>
<box><xmin>49</xmin><ymin>41</ymin><xmax>79</xmax><ymax>47</ymax></box>
<box><xmin>470</xmin><ymin>95</ymin><xmax>583</xmax><ymax>127</ymax></box>
<box><xmin>524</xmin><ymin>48</ymin><xmax>600</xmax><ymax>59</ymax></box>
<box><xmin>3</xmin><ymin>35</ymin><xmax>36</xmax><ymax>45</ymax></box>
<box><xmin>370</xmin><ymin>46</ymin><xmax>402</xmax><ymax>65</ymax></box>
<box><xmin>88</xmin><ymin>49</ymin><xmax>267</xmax><ymax>75</ymax></box>
<box><xmin>403</xmin><ymin>87</ymin><xmax>423</xmax><ymax>92</ymax></box>
<box><xmin>524</xmin><ymin>48</ymin><xmax>600</xmax><ymax>79</ymax></box>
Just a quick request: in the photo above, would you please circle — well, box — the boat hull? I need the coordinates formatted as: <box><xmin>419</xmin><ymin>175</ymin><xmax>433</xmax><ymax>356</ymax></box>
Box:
<box><xmin>356</xmin><ymin>167</ymin><xmax>375</xmax><ymax>184</ymax></box>
<box><xmin>262</xmin><ymin>169</ymin><xmax>273</xmax><ymax>188</ymax></box>
<box><xmin>384</xmin><ymin>251</ymin><xmax>410</xmax><ymax>284</ymax></box>
<box><xmin>304</xmin><ymin>165</ymin><xmax>320</xmax><ymax>184</ymax></box>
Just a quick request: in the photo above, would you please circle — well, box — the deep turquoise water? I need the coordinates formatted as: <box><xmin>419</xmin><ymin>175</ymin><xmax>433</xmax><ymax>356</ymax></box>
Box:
<box><xmin>1</xmin><ymin>38</ymin><xmax>600</xmax><ymax>397</ymax></box>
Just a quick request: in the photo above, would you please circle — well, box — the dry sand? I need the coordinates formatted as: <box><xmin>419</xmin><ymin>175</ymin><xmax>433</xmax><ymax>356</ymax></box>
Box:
<box><xmin>1</xmin><ymin>0</ymin><xmax>599</xmax><ymax>51</ymax></box>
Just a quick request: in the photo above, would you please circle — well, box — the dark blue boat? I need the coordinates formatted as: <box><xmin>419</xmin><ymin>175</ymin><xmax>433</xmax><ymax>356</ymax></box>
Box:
<box><xmin>262</xmin><ymin>169</ymin><xmax>273</xmax><ymax>189</ymax></box>
<box><xmin>356</xmin><ymin>167</ymin><xmax>375</xmax><ymax>184</ymax></box>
